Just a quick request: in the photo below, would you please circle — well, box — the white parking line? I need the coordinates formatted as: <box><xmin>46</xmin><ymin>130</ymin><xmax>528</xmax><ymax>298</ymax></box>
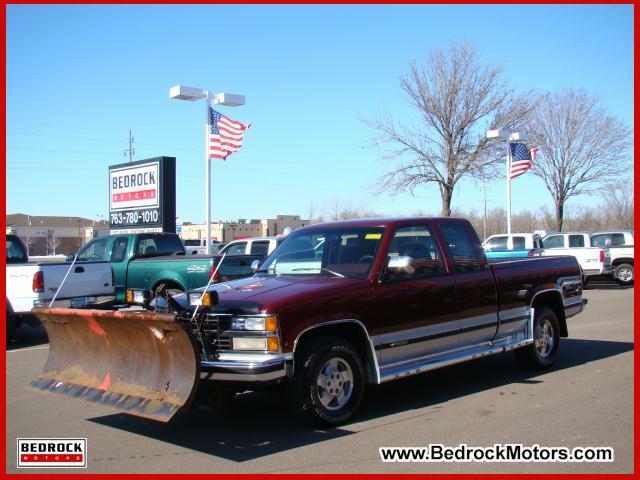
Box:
<box><xmin>6</xmin><ymin>345</ymin><xmax>49</xmax><ymax>353</ymax></box>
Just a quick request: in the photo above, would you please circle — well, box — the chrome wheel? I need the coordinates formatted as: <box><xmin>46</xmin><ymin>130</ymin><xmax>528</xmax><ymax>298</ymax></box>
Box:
<box><xmin>535</xmin><ymin>318</ymin><xmax>555</xmax><ymax>358</ymax></box>
<box><xmin>618</xmin><ymin>267</ymin><xmax>633</xmax><ymax>282</ymax></box>
<box><xmin>316</xmin><ymin>357</ymin><xmax>353</xmax><ymax>411</ymax></box>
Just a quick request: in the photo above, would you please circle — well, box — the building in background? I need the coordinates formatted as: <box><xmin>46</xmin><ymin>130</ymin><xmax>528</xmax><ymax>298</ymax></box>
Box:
<box><xmin>180</xmin><ymin>215</ymin><xmax>309</xmax><ymax>243</ymax></box>
<box><xmin>6</xmin><ymin>213</ymin><xmax>109</xmax><ymax>256</ymax></box>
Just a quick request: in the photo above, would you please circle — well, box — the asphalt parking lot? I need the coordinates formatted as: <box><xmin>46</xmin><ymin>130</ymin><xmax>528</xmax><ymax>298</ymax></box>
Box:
<box><xmin>5</xmin><ymin>281</ymin><xmax>634</xmax><ymax>473</ymax></box>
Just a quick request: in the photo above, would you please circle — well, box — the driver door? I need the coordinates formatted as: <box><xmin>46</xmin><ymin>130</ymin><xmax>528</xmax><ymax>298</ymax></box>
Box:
<box><xmin>374</xmin><ymin>224</ymin><xmax>460</xmax><ymax>368</ymax></box>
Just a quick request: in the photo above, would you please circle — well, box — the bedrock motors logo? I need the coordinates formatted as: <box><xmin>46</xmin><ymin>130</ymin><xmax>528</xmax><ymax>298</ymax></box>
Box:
<box><xmin>17</xmin><ymin>438</ymin><xmax>87</xmax><ymax>468</ymax></box>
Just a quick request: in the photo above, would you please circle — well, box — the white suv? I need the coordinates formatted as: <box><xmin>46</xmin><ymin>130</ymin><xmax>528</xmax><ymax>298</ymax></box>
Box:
<box><xmin>218</xmin><ymin>237</ymin><xmax>284</xmax><ymax>257</ymax></box>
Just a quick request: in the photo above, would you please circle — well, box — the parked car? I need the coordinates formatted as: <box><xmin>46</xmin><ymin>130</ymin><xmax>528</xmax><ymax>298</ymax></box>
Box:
<box><xmin>541</xmin><ymin>232</ymin><xmax>611</xmax><ymax>281</ymax></box>
<box><xmin>590</xmin><ymin>231</ymin><xmax>634</xmax><ymax>285</ymax></box>
<box><xmin>6</xmin><ymin>234</ymin><xmax>114</xmax><ymax>339</ymax></box>
<box><xmin>482</xmin><ymin>233</ymin><xmax>544</xmax><ymax>260</ymax></box>
<box><xmin>183</xmin><ymin>239</ymin><xmax>222</xmax><ymax>255</ymax></box>
<box><xmin>71</xmin><ymin>232</ymin><xmax>216</xmax><ymax>303</ymax></box>
<box><xmin>217</xmin><ymin>236</ymin><xmax>284</xmax><ymax>257</ymax></box>
<box><xmin>30</xmin><ymin>217</ymin><xmax>587</xmax><ymax>427</ymax></box>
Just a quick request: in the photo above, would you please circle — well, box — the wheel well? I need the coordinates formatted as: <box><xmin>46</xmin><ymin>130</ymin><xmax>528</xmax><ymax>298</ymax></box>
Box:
<box><xmin>532</xmin><ymin>291</ymin><xmax>567</xmax><ymax>337</ymax></box>
<box><xmin>612</xmin><ymin>259</ymin><xmax>634</xmax><ymax>267</ymax></box>
<box><xmin>294</xmin><ymin>322</ymin><xmax>378</xmax><ymax>383</ymax></box>
<box><xmin>152</xmin><ymin>279</ymin><xmax>185</xmax><ymax>293</ymax></box>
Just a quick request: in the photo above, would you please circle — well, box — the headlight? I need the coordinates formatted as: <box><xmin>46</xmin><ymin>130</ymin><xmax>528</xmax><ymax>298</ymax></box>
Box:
<box><xmin>231</xmin><ymin>315</ymin><xmax>277</xmax><ymax>331</ymax></box>
<box><xmin>126</xmin><ymin>289</ymin><xmax>148</xmax><ymax>305</ymax></box>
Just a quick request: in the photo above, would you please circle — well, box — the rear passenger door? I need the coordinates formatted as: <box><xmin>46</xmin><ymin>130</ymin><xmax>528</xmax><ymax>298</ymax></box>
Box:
<box><xmin>438</xmin><ymin>222</ymin><xmax>499</xmax><ymax>347</ymax></box>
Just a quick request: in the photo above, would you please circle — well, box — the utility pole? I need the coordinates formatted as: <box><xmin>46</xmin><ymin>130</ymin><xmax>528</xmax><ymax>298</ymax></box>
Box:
<box><xmin>124</xmin><ymin>130</ymin><xmax>135</xmax><ymax>162</ymax></box>
<box><xmin>483</xmin><ymin>180</ymin><xmax>487</xmax><ymax>241</ymax></box>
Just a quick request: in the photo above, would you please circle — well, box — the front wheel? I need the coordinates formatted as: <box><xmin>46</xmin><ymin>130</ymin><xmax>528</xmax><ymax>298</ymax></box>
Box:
<box><xmin>287</xmin><ymin>336</ymin><xmax>365</xmax><ymax>427</ymax></box>
<box><xmin>614</xmin><ymin>263</ymin><xmax>634</xmax><ymax>286</ymax></box>
<box><xmin>514</xmin><ymin>306</ymin><xmax>560</xmax><ymax>370</ymax></box>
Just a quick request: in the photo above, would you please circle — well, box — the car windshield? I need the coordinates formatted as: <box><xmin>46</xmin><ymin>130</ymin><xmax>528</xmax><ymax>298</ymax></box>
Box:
<box><xmin>257</xmin><ymin>227</ymin><xmax>385</xmax><ymax>279</ymax></box>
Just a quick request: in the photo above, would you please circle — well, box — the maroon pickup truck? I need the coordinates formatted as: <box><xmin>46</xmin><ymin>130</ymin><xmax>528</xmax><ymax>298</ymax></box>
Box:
<box><xmin>30</xmin><ymin>217</ymin><xmax>587</xmax><ymax>427</ymax></box>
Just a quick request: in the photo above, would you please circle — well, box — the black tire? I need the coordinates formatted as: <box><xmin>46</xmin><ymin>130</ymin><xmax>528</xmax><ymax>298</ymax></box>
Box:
<box><xmin>287</xmin><ymin>336</ymin><xmax>365</xmax><ymax>427</ymax></box>
<box><xmin>514</xmin><ymin>306</ymin><xmax>560</xmax><ymax>370</ymax></box>
<box><xmin>614</xmin><ymin>263</ymin><xmax>634</xmax><ymax>286</ymax></box>
<box><xmin>7</xmin><ymin>308</ymin><xmax>17</xmax><ymax>341</ymax></box>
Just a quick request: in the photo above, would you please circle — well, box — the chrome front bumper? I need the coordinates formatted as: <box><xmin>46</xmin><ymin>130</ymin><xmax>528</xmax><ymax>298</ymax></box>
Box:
<box><xmin>200</xmin><ymin>353</ymin><xmax>292</xmax><ymax>383</ymax></box>
<box><xmin>565</xmin><ymin>298</ymin><xmax>588</xmax><ymax>319</ymax></box>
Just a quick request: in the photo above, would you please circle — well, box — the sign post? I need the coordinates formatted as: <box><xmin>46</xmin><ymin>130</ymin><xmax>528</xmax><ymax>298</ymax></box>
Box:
<box><xmin>108</xmin><ymin>156</ymin><xmax>176</xmax><ymax>234</ymax></box>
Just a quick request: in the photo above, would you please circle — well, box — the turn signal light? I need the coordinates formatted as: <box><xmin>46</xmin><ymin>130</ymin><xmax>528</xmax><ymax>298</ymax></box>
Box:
<box><xmin>267</xmin><ymin>337</ymin><xmax>280</xmax><ymax>352</ymax></box>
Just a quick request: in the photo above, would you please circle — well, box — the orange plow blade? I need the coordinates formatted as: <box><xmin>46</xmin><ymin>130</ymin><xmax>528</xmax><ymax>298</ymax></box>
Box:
<box><xmin>28</xmin><ymin>308</ymin><xmax>199</xmax><ymax>422</ymax></box>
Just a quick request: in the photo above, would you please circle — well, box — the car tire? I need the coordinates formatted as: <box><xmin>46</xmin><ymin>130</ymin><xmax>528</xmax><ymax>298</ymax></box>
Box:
<box><xmin>287</xmin><ymin>336</ymin><xmax>365</xmax><ymax>427</ymax></box>
<box><xmin>514</xmin><ymin>306</ymin><xmax>560</xmax><ymax>370</ymax></box>
<box><xmin>614</xmin><ymin>263</ymin><xmax>634</xmax><ymax>286</ymax></box>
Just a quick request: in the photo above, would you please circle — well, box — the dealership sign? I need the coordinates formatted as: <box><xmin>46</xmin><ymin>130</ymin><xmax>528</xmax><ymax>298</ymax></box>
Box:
<box><xmin>109</xmin><ymin>157</ymin><xmax>176</xmax><ymax>234</ymax></box>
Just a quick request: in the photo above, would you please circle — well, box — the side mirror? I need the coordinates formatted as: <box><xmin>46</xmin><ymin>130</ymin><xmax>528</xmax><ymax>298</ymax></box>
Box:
<box><xmin>387</xmin><ymin>255</ymin><xmax>415</xmax><ymax>274</ymax></box>
<box><xmin>66</xmin><ymin>254</ymin><xmax>75</xmax><ymax>262</ymax></box>
<box><xmin>251</xmin><ymin>259</ymin><xmax>261</xmax><ymax>273</ymax></box>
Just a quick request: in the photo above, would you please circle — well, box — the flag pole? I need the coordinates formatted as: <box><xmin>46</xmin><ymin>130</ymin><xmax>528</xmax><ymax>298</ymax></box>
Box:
<box><xmin>506</xmin><ymin>139</ymin><xmax>512</xmax><ymax>235</ymax></box>
<box><xmin>205</xmin><ymin>91</ymin><xmax>212</xmax><ymax>255</ymax></box>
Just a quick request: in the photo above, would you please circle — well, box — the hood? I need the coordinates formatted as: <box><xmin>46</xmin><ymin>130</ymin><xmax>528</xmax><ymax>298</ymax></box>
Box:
<box><xmin>205</xmin><ymin>275</ymin><xmax>365</xmax><ymax>314</ymax></box>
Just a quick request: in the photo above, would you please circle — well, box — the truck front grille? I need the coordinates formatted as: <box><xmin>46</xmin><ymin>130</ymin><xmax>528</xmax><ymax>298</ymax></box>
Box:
<box><xmin>195</xmin><ymin>313</ymin><xmax>233</xmax><ymax>357</ymax></box>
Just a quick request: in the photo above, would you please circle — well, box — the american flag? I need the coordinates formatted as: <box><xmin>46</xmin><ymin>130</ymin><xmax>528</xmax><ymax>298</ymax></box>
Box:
<box><xmin>208</xmin><ymin>108</ymin><xmax>251</xmax><ymax>160</ymax></box>
<box><xmin>509</xmin><ymin>143</ymin><xmax>537</xmax><ymax>180</ymax></box>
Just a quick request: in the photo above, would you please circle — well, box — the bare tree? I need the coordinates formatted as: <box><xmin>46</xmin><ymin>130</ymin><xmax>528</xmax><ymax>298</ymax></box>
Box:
<box><xmin>527</xmin><ymin>89</ymin><xmax>633</xmax><ymax>231</ymax></box>
<box><xmin>366</xmin><ymin>42</ymin><xmax>537</xmax><ymax>216</ymax></box>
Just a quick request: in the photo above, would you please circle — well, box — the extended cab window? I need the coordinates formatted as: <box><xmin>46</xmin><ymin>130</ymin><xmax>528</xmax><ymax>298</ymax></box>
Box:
<box><xmin>250</xmin><ymin>241</ymin><xmax>270</xmax><ymax>256</ymax></box>
<box><xmin>183</xmin><ymin>239</ymin><xmax>202</xmax><ymax>247</ymax></box>
<box><xmin>224</xmin><ymin>242</ymin><xmax>247</xmax><ymax>256</ymax></box>
<box><xmin>485</xmin><ymin>236</ymin><xmax>508</xmax><ymax>250</ymax></box>
<box><xmin>111</xmin><ymin>237</ymin><xmax>129</xmax><ymax>262</ymax></box>
<box><xmin>543</xmin><ymin>235</ymin><xmax>564</xmax><ymax>249</ymax></box>
<box><xmin>77</xmin><ymin>237</ymin><xmax>109</xmax><ymax>261</ymax></box>
<box><xmin>512</xmin><ymin>237</ymin><xmax>526</xmax><ymax>249</ymax></box>
<box><xmin>136</xmin><ymin>234</ymin><xmax>184</xmax><ymax>257</ymax></box>
<box><xmin>386</xmin><ymin>225</ymin><xmax>445</xmax><ymax>281</ymax></box>
<box><xmin>568</xmin><ymin>235</ymin><xmax>585</xmax><ymax>247</ymax></box>
<box><xmin>439</xmin><ymin>223</ymin><xmax>484</xmax><ymax>273</ymax></box>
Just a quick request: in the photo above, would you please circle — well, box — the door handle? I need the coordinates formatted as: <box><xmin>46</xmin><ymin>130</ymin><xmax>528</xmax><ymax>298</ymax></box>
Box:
<box><xmin>75</xmin><ymin>266</ymin><xmax>84</xmax><ymax>273</ymax></box>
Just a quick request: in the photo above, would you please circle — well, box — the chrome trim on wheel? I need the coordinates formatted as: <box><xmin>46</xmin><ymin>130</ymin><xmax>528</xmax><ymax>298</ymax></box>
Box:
<box><xmin>535</xmin><ymin>318</ymin><xmax>554</xmax><ymax>358</ymax></box>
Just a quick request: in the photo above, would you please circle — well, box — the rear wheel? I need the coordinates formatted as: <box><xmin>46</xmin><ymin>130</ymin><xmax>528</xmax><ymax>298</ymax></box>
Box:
<box><xmin>614</xmin><ymin>263</ymin><xmax>634</xmax><ymax>286</ymax></box>
<box><xmin>515</xmin><ymin>306</ymin><xmax>560</xmax><ymax>369</ymax></box>
<box><xmin>287</xmin><ymin>336</ymin><xmax>365</xmax><ymax>426</ymax></box>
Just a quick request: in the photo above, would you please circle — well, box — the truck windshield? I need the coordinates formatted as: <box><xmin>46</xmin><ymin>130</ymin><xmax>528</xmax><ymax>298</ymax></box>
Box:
<box><xmin>257</xmin><ymin>227</ymin><xmax>385</xmax><ymax>278</ymax></box>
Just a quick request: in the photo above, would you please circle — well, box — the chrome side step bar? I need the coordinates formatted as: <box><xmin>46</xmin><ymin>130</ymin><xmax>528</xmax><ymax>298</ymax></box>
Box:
<box><xmin>379</xmin><ymin>308</ymin><xmax>535</xmax><ymax>384</ymax></box>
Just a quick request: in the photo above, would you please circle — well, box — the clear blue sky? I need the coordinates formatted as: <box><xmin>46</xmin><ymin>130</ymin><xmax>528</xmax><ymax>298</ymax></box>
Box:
<box><xmin>6</xmin><ymin>4</ymin><xmax>634</xmax><ymax>224</ymax></box>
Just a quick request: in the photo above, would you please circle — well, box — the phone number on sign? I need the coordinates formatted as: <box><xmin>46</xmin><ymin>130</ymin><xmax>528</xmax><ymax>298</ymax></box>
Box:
<box><xmin>110</xmin><ymin>209</ymin><xmax>159</xmax><ymax>226</ymax></box>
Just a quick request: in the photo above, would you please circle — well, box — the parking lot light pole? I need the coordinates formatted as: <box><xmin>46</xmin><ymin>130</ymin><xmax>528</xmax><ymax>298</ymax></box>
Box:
<box><xmin>486</xmin><ymin>129</ymin><xmax>527</xmax><ymax>235</ymax></box>
<box><xmin>169</xmin><ymin>85</ymin><xmax>246</xmax><ymax>254</ymax></box>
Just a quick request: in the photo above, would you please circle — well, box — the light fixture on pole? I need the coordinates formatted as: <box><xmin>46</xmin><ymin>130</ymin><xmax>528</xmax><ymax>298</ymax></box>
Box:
<box><xmin>170</xmin><ymin>85</ymin><xmax>246</xmax><ymax>254</ymax></box>
<box><xmin>486</xmin><ymin>129</ymin><xmax>528</xmax><ymax>235</ymax></box>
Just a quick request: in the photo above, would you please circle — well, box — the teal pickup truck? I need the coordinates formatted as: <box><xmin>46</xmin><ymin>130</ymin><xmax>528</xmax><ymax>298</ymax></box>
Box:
<box><xmin>72</xmin><ymin>233</ymin><xmax>215</xmax><ymax>303</ymax></box>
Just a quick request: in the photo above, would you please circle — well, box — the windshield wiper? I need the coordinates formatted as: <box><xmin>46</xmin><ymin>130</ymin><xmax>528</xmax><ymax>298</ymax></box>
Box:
<box><xmin>291</xmin><ymin>267</ymin><xmax>345</xmax><ymax>278</ymax></box>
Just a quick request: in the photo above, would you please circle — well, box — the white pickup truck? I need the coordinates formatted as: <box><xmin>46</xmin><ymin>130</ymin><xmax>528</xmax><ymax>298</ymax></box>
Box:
<box><xmin>541</xmin><ymin>232</ymin><xmax>611</xmax><ymax>282</ymax></box>
<box><xmin>591</xmin><ymin>231</ymin><xmax>634</xmax><ymax>285</ymax></box>
<box><xmin>6</xmin><ymin>234</ymin><xmax>114</xmax><ymax>339</ymax></box>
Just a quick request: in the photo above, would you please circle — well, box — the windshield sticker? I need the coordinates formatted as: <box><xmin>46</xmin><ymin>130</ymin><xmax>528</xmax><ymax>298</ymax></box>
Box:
<box><xmin>365</xmin><ymin>233</ymin><xmax>382</xmax><ymax>240</ymax></box>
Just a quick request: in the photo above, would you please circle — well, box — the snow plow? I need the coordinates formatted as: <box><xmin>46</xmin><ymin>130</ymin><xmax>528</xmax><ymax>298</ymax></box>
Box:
<box><xmin>28</xmin><ymin>307</ymin><xmax>199</xmax><ymax>422</ymax></box>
